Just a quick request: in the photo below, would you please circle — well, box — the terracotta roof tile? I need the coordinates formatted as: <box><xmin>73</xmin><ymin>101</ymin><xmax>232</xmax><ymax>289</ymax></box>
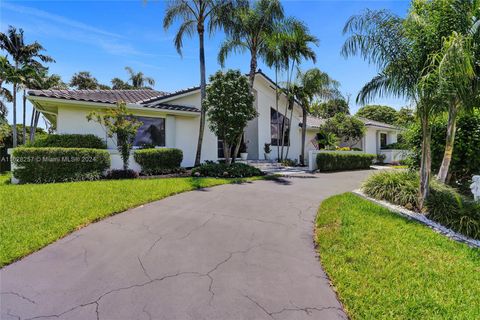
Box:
<box><xmin>28</xmin><ymin>89</ymin><xmax>169</xmax><ymax>104</ymax></box>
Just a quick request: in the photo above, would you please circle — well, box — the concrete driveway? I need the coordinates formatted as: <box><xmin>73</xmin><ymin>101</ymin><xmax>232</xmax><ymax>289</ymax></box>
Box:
<box><xmin>1</xmin><ymin>170</ymin><xmax>371</xmax><ymax>320</ymax></box>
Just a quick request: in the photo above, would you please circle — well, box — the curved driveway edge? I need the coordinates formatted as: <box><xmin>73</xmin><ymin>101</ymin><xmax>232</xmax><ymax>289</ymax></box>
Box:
<box><xmin>1</xmin><ymin>170</ymin><xmax>372</xmax><ymax>320</ymax></box>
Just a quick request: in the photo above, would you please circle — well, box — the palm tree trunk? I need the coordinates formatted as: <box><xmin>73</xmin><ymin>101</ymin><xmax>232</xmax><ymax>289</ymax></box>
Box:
<box><xmin>12</xmin><ymin>82</ymin><xmax>17</xmax><ymax>148</ymax></box>
<box><xmin>29</xmin><ymin>109</ymin><xmax>35</xmax><ymax>142</ymax></box>
<box><xmin>275</xmin><ymin>66</ymin><xmax>280</xmax><ymax>161</ymax></box>
<box><xmin>22</xmin><ymin>90</ymin><xmax>27</xmax><ymax>144</ymax></box>
<box><xmin>437</xmin><ymin>103</ymin><xmax>458</xmax><ymax>183</ymax></box>
<box><xmin>249</xmin><ymin>51</ymin><xmax>257</xmax><ymax>88</ymax></box>
<box><xmin>33</xmin><ymin>110</ymin><xmax>40</xmax><ymax>139</ymax></box>
<box><xmin>300</xmin><ymin>107</ymin><xmax>307</xmax><ymax>166</ymax></box>
<box><xmin>419</xmin><ymin>113</ymin><xmax>432</xmax><ymax>210</ymax></box>
<box><xmin>194</xmin><ymin>29</ymin><xmax>206</xmax><ymax>167</ymax></box>
<box><xmin>284</xmin><ymin>99</ymin><xmax>295</xmax><ymax>160</ymax></box>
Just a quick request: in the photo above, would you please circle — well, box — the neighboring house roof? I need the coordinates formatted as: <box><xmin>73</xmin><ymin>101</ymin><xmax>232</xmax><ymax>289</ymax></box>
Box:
<box><xmin>305</xmin><ymin>115</ymin><xmax>402</xmax><ymax>130</ymax></box>
<box><xmin>356</xmin><ymin>117</ymin><xmax>402</xmax><ymax>130</ymax></box>
<box><xmin>28</xmin><ymin>89</ymin><xmax>169</xmax><ymax>104</ymax></box>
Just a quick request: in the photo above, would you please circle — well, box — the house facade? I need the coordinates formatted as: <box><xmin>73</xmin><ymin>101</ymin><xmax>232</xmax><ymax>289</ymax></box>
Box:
<box><xmin>27</xmin><ymin>71</ymin><xmax>403</xmax><ymax>169</ymax></box>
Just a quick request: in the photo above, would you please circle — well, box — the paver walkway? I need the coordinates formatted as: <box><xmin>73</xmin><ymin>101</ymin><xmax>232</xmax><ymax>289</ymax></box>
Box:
<box><xmin>1</xmin><ymin>170</ymin><xmax>372</xmax><ymax>320</ymax></box>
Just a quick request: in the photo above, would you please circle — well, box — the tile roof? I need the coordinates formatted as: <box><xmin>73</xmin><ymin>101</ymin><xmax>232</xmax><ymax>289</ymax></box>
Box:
<box><xmin>305</xmin><ymin>116</ymin><xmax>326</xmax><ymax>128</ymax></box>
<box><xmin>28</xmin><ymin>89</ymin><xmax>169</xmax><ymax>104</ymax></box>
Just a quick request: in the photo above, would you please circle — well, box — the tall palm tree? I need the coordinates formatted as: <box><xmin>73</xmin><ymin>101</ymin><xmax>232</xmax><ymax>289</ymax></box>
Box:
<box><xmin>279</xmin><ymin>19</ymin><xmax>318</xmax><ymax>160</ymax></box>
<box><xmin>218</xmin><ymin>0</ymin><xmax>283</xmax><ymax>87</ymax></box>
<box><xmin>423</xmin><ymin>32</ymin><xmax>476</xmax><ymax>183</ymax></box>
<box><xmin>293</xmin><ymin>68</ymin><xmax>340</xmax><ymax>165</ymax></box>
<box><xmin>163</xmin><ymin>0</ymin><xmax>235</xmax><ymax>166</ymax></box>
<box><xmin>124</xmin><ymin>66</ymin><xmax>155</xmax><ymax>89</ymax></box>
<box><xmin>341</xmin><ymin>9</ymin><xmax>438</xmax><ymax>208</ymax></box>
<box><xmin>0</xmin><ymin>26</ymin><xmax>53</xmax><ymax>147</ymax></box>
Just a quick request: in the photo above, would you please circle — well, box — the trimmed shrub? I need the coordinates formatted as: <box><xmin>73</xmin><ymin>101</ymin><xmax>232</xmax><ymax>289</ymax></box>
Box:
<box><xmin>363</xmin><ymin>170</ymin><xmax>480</xmax><ymax>239</ymax></box>
<box><xmin>191</xmin><ymin>162</ymin><xmax>262</xmax><ymax>178</ymax></box>
<box><xmin>13</xmin><ymin>147</ymin><xmax>110</xmax><ymax>183</ymax></box>
<box><xmin>29</xmin><ymin>134</ymin><xmax>107</xmax><ymax>149</ymax></box>
<box><xmin>105</xmin><ymin>169</ymin><xmax>139</xmax><ymax>180</ymax></box>
<box><xmin>316</xmin><ymin>152</ymin><xmax>375</xmax><ymax>171</ymax></box>
<box><xmin>134</xmin><ymin>148</ymin><xmax>183</xmax><ymax>175</ymax></box>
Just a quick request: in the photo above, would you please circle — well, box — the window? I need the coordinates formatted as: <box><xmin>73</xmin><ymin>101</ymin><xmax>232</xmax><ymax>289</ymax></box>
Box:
<box><xmin>380</xmin><ymin>133</ymin><xmax>387</xmax><ymax>149</ymax></box>
<box><xmin>271</xmin><ymin>108</ymin><xmax>290</xmax><ymax>146</ymax></box>
<box><xmin>134</xmin><ymin>117</ymin><xmax>165</xmax><ymax>147</ymax></box>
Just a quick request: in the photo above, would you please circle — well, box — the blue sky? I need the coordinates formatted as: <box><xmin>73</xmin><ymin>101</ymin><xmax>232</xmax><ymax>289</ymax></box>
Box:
<box><xmin>1</xmin><ymin>0</ymin><xmax>410</xmax><ymax>125</ymax></box>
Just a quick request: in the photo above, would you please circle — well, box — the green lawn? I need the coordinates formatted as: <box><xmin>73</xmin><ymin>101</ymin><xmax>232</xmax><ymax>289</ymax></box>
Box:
<box><xmin>315</xmin><ymin>193</ymin><xmax>480</xmax><ymax>320</ymax></box>
<box><xmin>0</xmin><ymin>173</ymin><xmax>260</xmax><ymax>267</ymax></box>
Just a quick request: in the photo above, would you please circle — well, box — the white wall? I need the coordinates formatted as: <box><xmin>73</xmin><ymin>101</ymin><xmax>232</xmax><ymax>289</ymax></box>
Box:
<box><xmin>254</xmin><ymin>76</ymin><xmax>303</xmax><ymax>163</ymax></box>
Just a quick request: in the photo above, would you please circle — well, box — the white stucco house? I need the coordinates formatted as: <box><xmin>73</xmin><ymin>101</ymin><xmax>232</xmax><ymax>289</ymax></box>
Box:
<box><xmin>26</xmin><ymin>71</ymin><xmax>404</xmax><ymax>169</ymax></box>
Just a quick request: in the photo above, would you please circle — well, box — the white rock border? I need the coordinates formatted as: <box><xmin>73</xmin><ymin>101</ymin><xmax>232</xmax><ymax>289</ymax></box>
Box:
<box><xmin>353</xmin><ymin>189</ymin><xmax>480</xmax><ymax>249</ymax></box>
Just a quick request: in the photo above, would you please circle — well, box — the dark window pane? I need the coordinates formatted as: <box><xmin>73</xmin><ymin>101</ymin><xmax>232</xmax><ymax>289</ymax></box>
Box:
<box><xmin>380</xmin><ymin>133</ymin><xmax>387</xmax><ymax>148</ymax></box>
<box><xmin>271</xmin><ymin>108</ymin><xmax>289</xmax><ymax>146</ymax></box>
<box><xmin>134</xmin><ymin>117</ymin><xmax>165</xmax><ymax>147</ymax></box>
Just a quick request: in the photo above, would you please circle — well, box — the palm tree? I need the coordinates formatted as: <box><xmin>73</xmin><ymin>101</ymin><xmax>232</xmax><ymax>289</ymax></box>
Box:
<box><xmin>124</xmin><ymin>66</ymin><xmax>155</xmax><ymax>89</ymax></box>
<box><xmin>111</xmin><ymin>77</ymin><xmax>132</xmax><ymax>90</ymax></box>
<box><xmin>218</xmin><ymin>0</ymin><xmax>283</xmax><ymax>87</ymax></box>
<box><xmin>0</xmin><ymin>26</ymin><xmax>53</xmax><ymax>147</ymax></box>
<box><xmin>293</xmin><ymin>68</ymin><xmax>340</xmax><ymax>165</ymax></box>
<box><xmin>279</xmin><ymin>19</ymin><xmax>318</xmax><ymax>160</ymax></box>
<box><xmin>29</xmin><ymin>71</ymin><xmax>67</xmax><ymax>142</ymax></box>
<box><xmin>423</xmin><ymin>32</ymin><xmax>476</xmax><ymax>183</ymax></box>
<box><xmin>0</xmin><ymin>57</ymin><xmax>13</xmax><ymax>124</ymax></box>
<box><xmin>163</xmin><ymin>0</ymin><xmax>235</xmax><ymax>166</ymax></box>
<box><xmin>342</xmin><ymin>9</ymin><xmax>435</xmax><ymax>208</ymax></box>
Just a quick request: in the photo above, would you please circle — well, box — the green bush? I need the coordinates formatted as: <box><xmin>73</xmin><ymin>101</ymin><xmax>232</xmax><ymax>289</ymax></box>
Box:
<box><xmin>191</xmin><ymin>162</ymin><xmax>262</xmax><ymax>178</ymax></box>
<box><xmin>13</xmin><ymin>148</ymin><xmax>110</xmax><ymax>183</ymax></box>
<box><xmin>316</xmin><ymin>152</ymin><xmax>375</xmax><ymax>171</ymax></box>
<box><xmin>363</xmin><ymin>171</ymin><xmax>480</xmax><ymax>239</ymax></box>
<box><xmin>134</xmin><ymin>148</ymin><xmax>183</xmax><ymax>175</ymax></box>
<box><xmin>29</xmin><ymin>134</ymin><xmax>107</xmax><ymax>149</ymax></box>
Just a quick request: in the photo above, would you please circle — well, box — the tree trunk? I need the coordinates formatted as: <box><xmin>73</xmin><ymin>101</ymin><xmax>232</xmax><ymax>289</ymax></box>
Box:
<box><xmin>12</xmin><ymin>82</ymin><xmax>17</xmax><ymax>147</ymax></box>
<box><xmin>284</xmin><ymin>98</ymin><xmax>295</xmax><ymax>160</ymax></box>
<box><xmin>231</xmin><ymin>133</ymin><xmax>243</xmax><ymax>163</ymax></box>
<box><xmin>33</xmin><ymin>111</ymin><xmax>40</xmax><ymax>139</ymax></box>
<box><xmin>249</xmin><ymin>51</ymin><xmax>257</xmax><ymax>88</ymax></box>
<box><xmin>223</xmin><ymin>141</ymin><xmax>231</xmax><ymax>165</ymax></box>
<box><xmin>300</xmin><ymin>107</ymin><xmax>307</xmax><ymax>166</ymax></box>
<box><xmin>419</xmin><ymin>113</ymin><xmax>432</xmax><ymax>210</ymax></box>
<box><xmin>29</xmin><ymin>109</ymin><xmax>36</xmax><ymax>142</ymax></box>
<box><xmin>22</xmin><ymin>90</ymin><xmax>27</xmax><ymax>144</ymax></box>
<box><xmin>194</xmin><ymin>28</ymin><xmax>207</xmax><ymax>167</ymax></box>
<box><xmin>275</xmin><ymin>66</ymin><xmax>280</xmax><ymax>161</ymax></box>
<box><xmin>437</xmin><ymin>103</ymin><xmax>458</xmax><ymax>183</ymax></box>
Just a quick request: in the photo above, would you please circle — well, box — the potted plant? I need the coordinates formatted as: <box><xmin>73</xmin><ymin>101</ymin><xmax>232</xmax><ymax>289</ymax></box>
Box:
<box><xmin>239</xmin><ymin>142</ymin><xmax>248</xmax><ymax>160</ymax></box>
<box><xmin>264</xmin><ymin>143</ymin><xmax>271</xmax><ymax>160</ymax></box>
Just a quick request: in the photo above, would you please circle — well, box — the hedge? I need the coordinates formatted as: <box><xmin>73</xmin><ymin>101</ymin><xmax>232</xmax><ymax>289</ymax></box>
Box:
<box><xmin>191</xmin><ymin>162</ymin><xmax>263</xmax><ymax>178</ymax></box>
<box><xmin>133</xmin><ymin>148</ymin><xmax>183</xmax><ymax>175</ymax></box>
<box><xmin>29</xmin><ymin>134</ymin><xmax>107</xmax><ymax>149</ymax></box>
<box><xmin>13</xmin><ymin>148</ymin><xmax>110</xmax><ymax>183</ymax></box>
<box><xmin>316</xmin><ymin>152</ymin><xmax>375</xmax><ymax>171</ymax></box>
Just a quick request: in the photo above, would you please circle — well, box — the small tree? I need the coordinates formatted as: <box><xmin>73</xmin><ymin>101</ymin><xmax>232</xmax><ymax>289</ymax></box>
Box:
<box><xmin>205</xmin><ymin>70</ymin><xmax>257</xmax><ymax>164</ymax></box>
<box><xmin>311</xmin><ymin>98</ymin><xmax>349</xmax><ymax>118</ymax></box>
<box><xmin>320</xmin><ymin>113</ymin><xmax>365</xmax><ymax>148</ymax></box>
<box><xmin>87</xmin><ymin>101</ymin><xmax>142</xmax><ymax>170</ymax></box>
<box><xmin>356</xmin><ymin>105</ymin><xmax>399</xmax><ymax>125</ymax></box>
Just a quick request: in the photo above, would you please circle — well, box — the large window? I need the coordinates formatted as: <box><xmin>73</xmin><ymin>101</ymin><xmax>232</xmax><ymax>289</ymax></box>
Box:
<box><xmin>134</xmin><ymin>117</ymin><xmax>165</xmax><ymax>147</ymax></box>
<box><xmin>271</xmin><ymin>108</ymin><xmax>290</xmax><ymax>146</ymax></box>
